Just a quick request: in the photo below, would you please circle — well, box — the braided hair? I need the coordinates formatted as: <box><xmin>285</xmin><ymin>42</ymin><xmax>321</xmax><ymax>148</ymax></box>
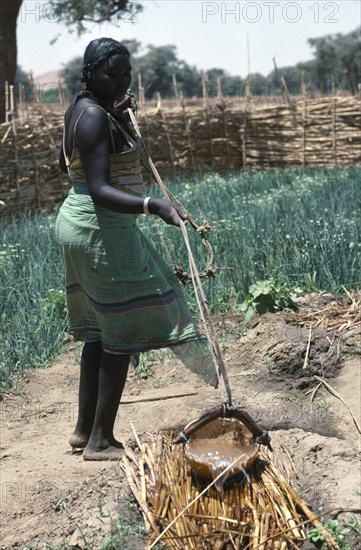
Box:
<box><xmin>80</xmin><ymin>37</ymin><xmax>130</xmax><ymax>83</ymax></box>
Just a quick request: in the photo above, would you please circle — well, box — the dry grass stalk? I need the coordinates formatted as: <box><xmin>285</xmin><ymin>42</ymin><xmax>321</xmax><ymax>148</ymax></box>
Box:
<box><xmin>121</xmin><ymin>455</ymin><xmax>159</xmax><ymax>534</ymax></box>
<box><xmin>306</xmin><ymin>382</ymin><xmax>322</xmax><ymax>405</ymax></box>
<box><xmin>295</xmin><ymin>291</ymin><xmax>361</xmax><ymax>334</ymax></box>
<box><xmin>302</xmin><ymin>327</ymin><xmax>312</xmax><ymax>369</ymax></box>
<box><xmin>121</xmin><ymin>391</ymin><xmax>198</xmax><ymax>404</ymax></box>
<box><xmin>314</xmin><ymin>375</ymin><xmax>361</xmax><ymax>434</ymax></box>
<box><xmin>122</xmin><ymin>434</ymin><xmax>337</xmax><ymax>549</ymax></box>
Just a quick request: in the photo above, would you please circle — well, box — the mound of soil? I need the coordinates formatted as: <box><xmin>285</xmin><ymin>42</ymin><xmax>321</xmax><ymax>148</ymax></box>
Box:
<box><xmin>233</xmin><ymin>312</ymin><xmax>341</xmax><ymax>381</ymax></box>
<box><xmin>1</xmin><ymin>294</ymin><xmax>360</xmax><ymax>549</ymax></box>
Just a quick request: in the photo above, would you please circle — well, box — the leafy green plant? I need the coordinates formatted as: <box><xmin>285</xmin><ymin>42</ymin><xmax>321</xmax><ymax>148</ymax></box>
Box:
<box><xmin>43</xmin><ymin>288</ymin><xmax>66</xmax><ymax>317</ymax></box>
<box><xmin>134</xmin><ymin>351</ymin><xmax>155</xmax><ymax>379</ymax></box>
<box><xmin>308</xmin><ymin>516</ymin><xmax>361</xmax><ymax>549</ymax></box>
<box><xmin>238</xmin><ymin>277</ymin><xmax>302</xmax><ymax>322</ymax></box>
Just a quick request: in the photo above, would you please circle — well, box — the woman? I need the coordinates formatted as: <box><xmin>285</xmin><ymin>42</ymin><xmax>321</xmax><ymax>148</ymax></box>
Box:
<box><xmin>56</xmin><ymin>38</ymin><xmax>215</xmax><ymax>460</ymax></box>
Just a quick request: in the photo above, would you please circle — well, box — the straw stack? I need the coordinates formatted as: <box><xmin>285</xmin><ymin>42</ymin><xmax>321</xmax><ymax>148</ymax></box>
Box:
<box><xmin>121</xmin><ymin>433</ymin><xmax>337</xmax><ymax>549</ymax></box>
<box><xmin>292</xmin><ymin>289</ymin><xmax>361</xmax><ymax>334</ymax></box>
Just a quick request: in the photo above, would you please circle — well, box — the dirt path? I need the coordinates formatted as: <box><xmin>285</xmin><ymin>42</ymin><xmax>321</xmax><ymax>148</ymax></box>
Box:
<box><xmin>1</xmin><ymin>304</ymin><xmax>360</xmax><ymax>549</ymax></box>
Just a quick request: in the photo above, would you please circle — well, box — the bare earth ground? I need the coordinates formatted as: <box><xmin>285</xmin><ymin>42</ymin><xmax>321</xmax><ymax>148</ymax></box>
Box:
<box><xmin>1</xmin><ymin>294</ymin><xmax>360</xmax><ymax>549</ymax></box>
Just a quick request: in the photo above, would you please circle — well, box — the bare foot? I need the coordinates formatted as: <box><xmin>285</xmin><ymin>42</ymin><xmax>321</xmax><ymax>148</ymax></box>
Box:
<box><xmin>69</xmin><ymin>432</ymin><xmax>90</xmax><ymax>450</ymax></box>
<box><xmin>83</xmin><ymin>440</ymin><xmax>125</xmax><ymax>461</ymax></box>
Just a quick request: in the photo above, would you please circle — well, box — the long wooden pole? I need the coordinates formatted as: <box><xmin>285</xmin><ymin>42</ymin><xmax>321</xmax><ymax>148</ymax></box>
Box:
<box><xmin>246</xmin><ymin>33</ymin><xmax>253</xmax><ymax>104</ymax></box>
<box><xmin>128</xmin><ymin>108</ymin><xmax>233</xmax><ymax>404</ymax></box>
<box><xmin>332</xmin><ymin>85</ymin><xmax>337</xmax><ymax>166</ymax></box>
<box><xmin>10</xmin><ymin>102</ymin><xmax>21</xmax><ymax>214</ymax></box>
<box><xmin>5</xmin><ymin>80</ymin><xmax>9</xmax><ymax>122</ymax></box>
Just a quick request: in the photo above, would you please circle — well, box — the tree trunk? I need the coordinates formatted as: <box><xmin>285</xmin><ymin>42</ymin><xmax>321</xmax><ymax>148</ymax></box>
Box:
<box><xmin>0</xmin><ymin>0</ymin><xmax>22</xmax><ymax>122</ymax></box>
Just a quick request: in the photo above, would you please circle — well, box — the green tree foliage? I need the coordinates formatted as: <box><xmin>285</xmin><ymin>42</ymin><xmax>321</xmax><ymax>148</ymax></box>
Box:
<box><xmin>206</xmin><ymin>71</ymin><xmax>268</xmax><ymax>101</ymax></box>
<box><xmin>60</xmin><ymin>43</ymin><xmax>205</xmax><ymax>101</ymax></box>
<box><xmin>308</xmin><ymin>28</ymin><xmax>361</xmax><ymax>94</ymax></box>
<box><xmin>132</xmin><ymin>44</ymin><xmax>179</xmax><ymax>98</ymax></box>
<box><xmin>249</xmin><ymin>73</ymin><xmax>268</xmax><ymax>97</ymax></box>
<box><xmin>120</xmin><ymin>39</ymin><xmax>141</xmax><ymax>57</ymax></box>
<box><xmin>45</xmin><ymin>0</ymin><xmax>142</xmax><ymax>35</ymax></box>
<box><xmin>177</xmin><ymin>63</ymin><xmax>202</xmax><ymax>98</ymax></box>
<box><xmin>267</xmin><ymin>28</ymin><xmax>360</xmax><ymax>97</ymax></box>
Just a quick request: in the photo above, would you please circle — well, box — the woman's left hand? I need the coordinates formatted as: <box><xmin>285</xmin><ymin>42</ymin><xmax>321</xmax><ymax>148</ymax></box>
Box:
<box><xmin>148</xmin><ymin>198</ymin><xmax>189</xmax><ymax>227</ymax></box>
<box><xmin>114</xmin><ymin>94</ymin><xmax>136</xmax><ymax>116</ymax></box>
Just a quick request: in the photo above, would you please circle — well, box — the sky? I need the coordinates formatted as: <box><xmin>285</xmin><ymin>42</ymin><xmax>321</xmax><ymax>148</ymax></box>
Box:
<box><xmin>17</xmin><ymin>0</ymin><xmax>361</xmax><ymax>78</ymax></box>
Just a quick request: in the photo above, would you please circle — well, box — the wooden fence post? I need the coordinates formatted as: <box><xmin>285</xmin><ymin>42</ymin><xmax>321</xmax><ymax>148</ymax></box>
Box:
<box><xmin>302</xmin><ymin>82</ymin><xmax>307</xmax><ymax>167</ymax></box>
<box><xmin>180</xmin><ymin>92</ymin><xmax>196</xmax><ymax>174</ymax></box>
<box><xmin>280</xmin><ymin>76</ymin><xmax>291</xmax><ymax>103</ymax></box>
<box><xmin>10</xmin><ymin>106</ymin><xmax>21</xmax><ymax>214</ymax></box>
<box><xmin>221</xmin><ymin>104</ymin><xmax>230</xmax><ymax>172</ymax></box>
<box><xmin>302</xmin><ymin>99</ymin><xmax>307</xmax><ymax>166</ymax></box>
<box><xmin>332</xmin><ymin>90</ymin><xmax>338</xmax><ymax>166</ymax></box>
<box><xmin>138</xmin><ymin>73</ymin><xmax>145</xmax><ymax>110</ymax></box>
<box><xmin>242</xmin><ymin>83</ymin><xmax>248</xmax><ymax>168</ymax></box>
<box><xmin>5</xmin><ymin>80</ymin><xmax>9</xmax><ymax>122</ymax></box>
<box><xmin>58</xmin><ymin>80</ymin><xmax>65</xmax><ymax>105</ymax></box>
<box><xmin>18</xmin><ymin>83</ymin><xmax>23</xmax><ymax>118</ymax></box>
<box><xmin>202</xmin><ymin>74</ymin><xmax>209</xmax><ymax>108</ymax></box>
<box><xmin>217</xmin><ymin>77</ymin><xmax>223</xmax><ymax>103</ymax></box>
<box><xmin>28</xmin><ymin>115</ymin><xmax>41</xmax><ymax>209</ymax></box>
<box><xmin>157</xmin><ymin>93</ymin><xmax>176</xmax><ymax>178</ymax></box>
<box><xmin>172</xmin><ymin>73</ymin><xmax>180</xmax><ymax>108</ymax></box>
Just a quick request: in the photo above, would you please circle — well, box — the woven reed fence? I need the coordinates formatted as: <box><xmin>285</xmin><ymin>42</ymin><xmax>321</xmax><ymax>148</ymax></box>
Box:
<box><xmin>1</xmin><ymin>97</ymin><xmax>360</xmax><ymax>219</ymax></box>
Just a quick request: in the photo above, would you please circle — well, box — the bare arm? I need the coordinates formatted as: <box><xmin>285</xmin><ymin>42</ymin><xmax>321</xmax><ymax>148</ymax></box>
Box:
<box><xmin>76</xmin><ymin>106</ymin><xmax>185</xmax><ymax>226</ymax></box>
<box><xmin>59</xmin><ymin>106</ymin><xmax>72</xmax><ymax>175</ymax></box>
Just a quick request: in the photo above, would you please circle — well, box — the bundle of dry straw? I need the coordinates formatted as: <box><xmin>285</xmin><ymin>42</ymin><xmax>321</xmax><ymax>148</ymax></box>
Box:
<box><xmin>294</xmin><ymin>289</ymin><xmax>361</xmax><ymax>334</ymax></box>
<box><xmin>121</xmin><ymin>429</ymin><xmax>337</xmax><ymax>549</ymax></box>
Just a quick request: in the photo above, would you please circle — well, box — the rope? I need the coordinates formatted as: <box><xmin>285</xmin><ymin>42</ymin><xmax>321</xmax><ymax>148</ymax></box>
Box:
<box><xmin>128</xmin><ymin>108</ymin><xmax>233</xmax><ymax>405</ymax></box>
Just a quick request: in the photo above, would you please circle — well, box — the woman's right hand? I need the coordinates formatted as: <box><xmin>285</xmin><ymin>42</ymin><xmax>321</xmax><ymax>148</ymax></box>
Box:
<box><xmin>148</xmin><ymin>198</ymin><xmax>189</xmax><ymax>227</ymax></box>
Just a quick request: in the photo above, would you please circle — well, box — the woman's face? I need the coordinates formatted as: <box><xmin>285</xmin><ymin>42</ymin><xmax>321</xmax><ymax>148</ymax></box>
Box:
<box><xmin>89</xmin><ymin>54</ymin><xmax>132</xmax><ymax>102</ymax></box>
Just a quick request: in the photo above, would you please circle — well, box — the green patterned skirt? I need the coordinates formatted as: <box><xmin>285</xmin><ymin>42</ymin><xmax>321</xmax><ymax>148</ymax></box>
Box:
<box><xmin>55</xmin><ymin>183</ymin><xmax>215</xmax><ymax>384</ymax></box>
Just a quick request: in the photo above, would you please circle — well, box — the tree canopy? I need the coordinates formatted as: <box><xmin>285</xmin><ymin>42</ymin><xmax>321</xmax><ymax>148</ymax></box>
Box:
<box><xmin>59</xmin><ymin>27</ymin><xmax>360</xmax><ymax>104</ymax></box>
<box><xmin>2</xmin><ymin>0</ymin><xmax>359</xmax><ymax>121</ymax></box>
<box><xmin>59</xmin><ymin>45</ymin><xmax>267</xmax><ymax>102</ymax></box>
<box><xmin>308</xmin><ymin>29</ymin><xmax>361</xmax><ymax>94</ymax></box>
<box><xmin>45</xmin><ymin>0</ymin><xmax>142</xmax><ymax>34</ymax></box>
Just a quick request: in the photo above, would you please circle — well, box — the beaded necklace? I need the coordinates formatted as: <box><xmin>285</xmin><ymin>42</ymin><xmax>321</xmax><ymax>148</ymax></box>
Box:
<box><xmin>74</xmin><ymin>89</ymin><xmax>122</xmax><ymax>122</ymax></box>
